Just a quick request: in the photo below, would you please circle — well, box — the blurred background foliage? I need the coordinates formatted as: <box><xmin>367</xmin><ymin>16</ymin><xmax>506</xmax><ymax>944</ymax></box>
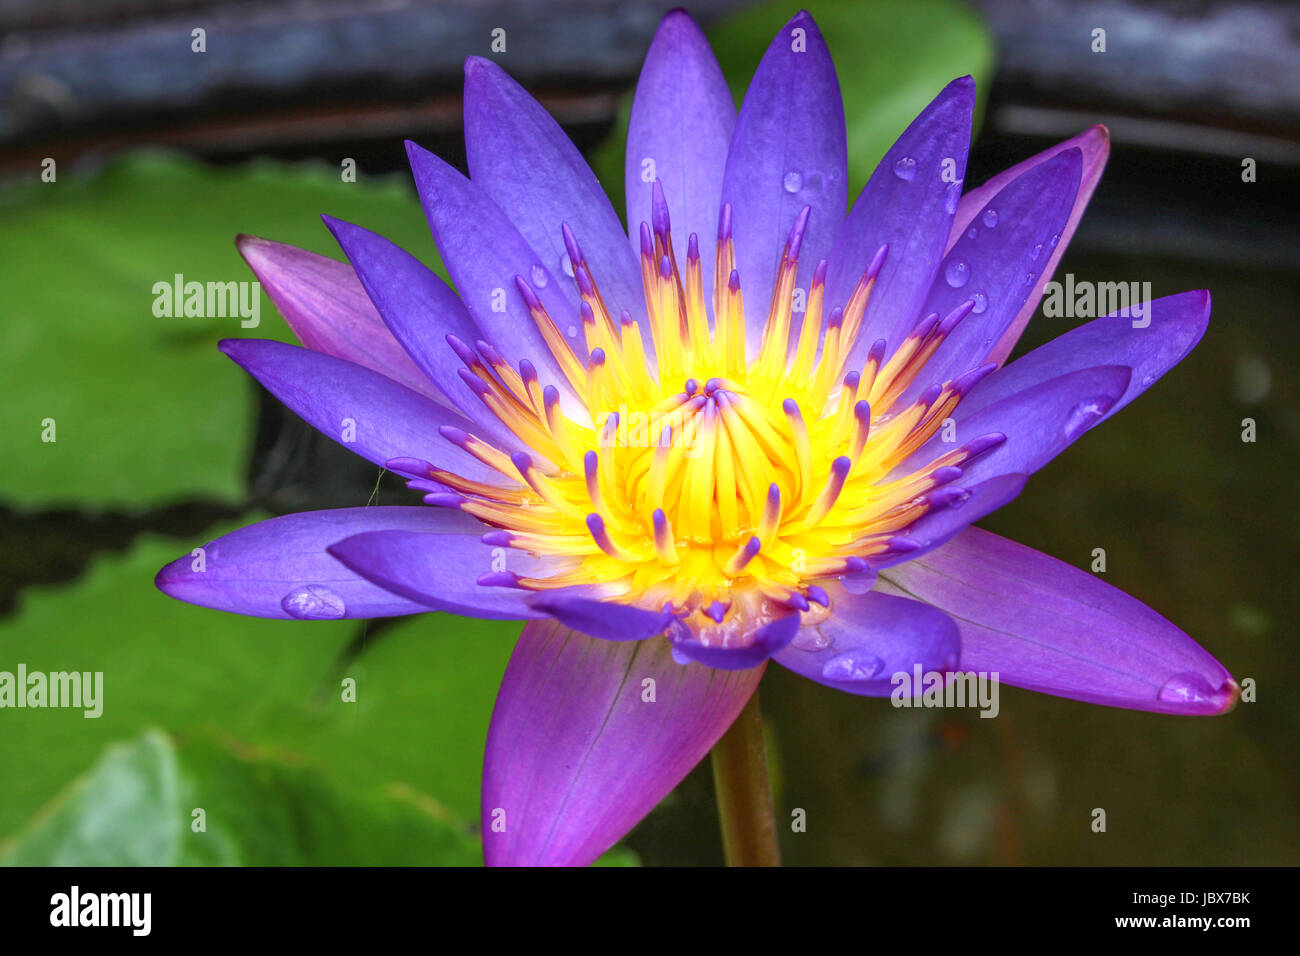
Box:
<box><xmin>0</xmin><ymin>0</ymin><xmax>1296</xmax><ymax>865</ymax></box>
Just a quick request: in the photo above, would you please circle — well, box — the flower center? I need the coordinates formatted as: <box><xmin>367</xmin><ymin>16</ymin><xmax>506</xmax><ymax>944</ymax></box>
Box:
<box><xmin>425</xmin><ymin>183</ymin><xmax>1000</xmax><ymax>629</ymax></box>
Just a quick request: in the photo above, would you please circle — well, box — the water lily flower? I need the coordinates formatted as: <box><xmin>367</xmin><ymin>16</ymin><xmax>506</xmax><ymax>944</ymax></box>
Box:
<box><xmin>157</xmin><ymin>9</ymin><xmax>1237</xmax><ymax>866</ymax></box>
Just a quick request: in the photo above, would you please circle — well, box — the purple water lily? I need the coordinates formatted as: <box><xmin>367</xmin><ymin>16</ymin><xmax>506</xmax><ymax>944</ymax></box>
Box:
<box><xmin>157</xmin><ymin>9</ymin><xmax>1236</xmax><ymax>866</ymax></box>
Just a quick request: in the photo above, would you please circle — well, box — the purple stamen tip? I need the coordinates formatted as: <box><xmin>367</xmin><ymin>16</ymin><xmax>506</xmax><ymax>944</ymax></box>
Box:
<box><xmin>586</xmin><ymin>512</ymin><xmax>607</xmax><ymax>536</ymax></box>
<box><xmin>854</xmin><ymin>400</ymin><xmax>871</xmax><ymax>423</ymax></box>
<box><xmin>651</xmin><ymin>179</ymin><xmax>671</xmax><ymax>237</ymax></box>
<box><xmin>706</xmin><ymin>601</ymin><xmax>729</xmax><ymax>623</ymax></box>
<box><xmin>940</xmin><ymin>298</ymin><xmax>977</xmax><ymax>333</ymax></box>
<box><xmin>519</xmin><ymin>358</ymin><xmax>537</xmax><ymax>383</ymax></box>
<box><xmin>742</xmin><ymin>536</ymin><xmax>762</xmax><ymax>557</ymax></box>
<box><xmin>481</xmin><ymin>531</ymin><xmax>513</xmax><ymax>547</ymax></box>
<box><xmin>652</xmin><ymin>508</ymin><xmax>668</xmax><ymax>533</ymax></box>
<box><xmin>425</xmin><ymin>492</ymin><xmax>464</xmax><ymax>508</ymax></box>
<box><xmin>513</xmin><ymin>275</ymin><xmax>543</xmax><ymax>310</ymax></box>
<box><xmin>445</xmin><ymin>334</ymin><xmax>477</xmax><ymax>366</ymax></box>
<box><xmin>886</xmin><ymin>535</ymin><xmax>922</xmax><ymax>554</ymax></box>
<box><xmin>786</xmin><ymin>205</ymin><xmax>812</xmax><ymax>260</ymax></box>
<box><xmin>951</xmin><ymin>362</ymin><xmax>997</xmax><ymax>395</ymax></box>
<box><xmin>918</xmin><ymin>382</ymin><xmax>944</xmax><ymax>406</ymax></box>
<box><xmin>457</xmin><ymin>367</ymin><xmax>490</xmax><ymax>396</ymax></box>
<box><xmin>542</xmin><ymin>384</ymin><xmax>560</xmax><ymax>408</ymax></box>
<box><xmin>868</xmin><ymin>338</ymin><xmax>887</xmax><ymax>363</ymax></box>
<box><xmin>639</xmin><ymin>222</ymin><xmax>654</xmax><ymax>258</ymax></box>
<box><xmin>912</xmin><ymin>313</ymin><xmax>940</xmax><ymax>341</ymax></box>
<box><xmin>867</xmin><ymin>243</ymin><xmax>889</xmax><ymax>280</ymax></box>
<box><xmin>684</xmin><ymin>378</ymin><xmax>699</xmax><ymax>396</ymax></box>
<box><xmin>843</xmin><ymin>370</ymin><xmax>861</xmax><ymax>389</ymax></box>
<box><xmin>831</xmin><ymin>456</ymin><xmax>852</xmax><ymax>478</ymax></box>
<box><xmin>718</xmin><ymin>202</ymin><xmax>733</xmax><ymax>241</ymax></box>
<box><xmin>786</xmin><ymin>592</ymin><xmax>811</xmax><ymax>612</ymax></box>
<box><xmin>728</xmin><ymin>269</ymin><xmax>741</xmax><ymax>293</ymax></box>
<box><xmin>561</xmin><ymin>222</ymin><xmax>583</xmax><ymax>266</ymax></box>
<box><xmin>686</xmin><ymin>232</ymin><xmax>700</xmax><ymax>263</ymax></box>
<box><xmin>807</xmin><ymin>585</ymin><xmax>830</xmax><ymax>607</ymax></box>
<box><xmin>931</xmin><ymin>465</ymin><xmax>964</xmax><ymax>484</ymax></box>
<box><xmin>438</xmin><ymin>425</ymin><xmax>471</xmax><ymax>447</ymax></box>
<box><xmin>843</xmin><ymin>556</ymin><xmax>869</xmax><ymax>573</ymax></box>
<box><xmin>828</xmin><ymin>306</ymin><xmax>844</xmax><ymax>329</ymax></box>
<box><xmin>767</xmin><ymin>482</ymin><xmax>782</xmax><ymax>506</ymax></box>
<box><xmin>579</xmin><ymin>300</ymin><xmax>596</xmax><ymax>323</ymax></box>
<box><xmin>386</xmin><ymin>457</ymin><xmax>434</xmax><ymax>477</ymax></box>
<box><xmin>510</xmin><ymin>451</ymin><xmax>534</xmax><ymax>474</ymax></box>
<box><xmin>966</xmin><ymin>432</ymin><xmax>1007</xmax><ymax>458</ymax></box>
<box><xmin>782</xmin><ymin>397</ymin><xmax>801</xmax><ymax>417</ymax></box>
<box><xmin>477</xmin><ymin>571</ymin><xmax>521</xmax><ymax>589</ymax></box>
<box><xmin>583</xmin><ymin>449</ymin><xmax>599</xmax><ymax>476</ymax></box>
<box><xmin>619</xmin><ymin>309</ymin><xmax>635</xmax><ymax>327</ymax></box>
<box><xmin>659</xmin><ymin>254</ymin><xmax>672</xmax><ymax>279</ymax></box>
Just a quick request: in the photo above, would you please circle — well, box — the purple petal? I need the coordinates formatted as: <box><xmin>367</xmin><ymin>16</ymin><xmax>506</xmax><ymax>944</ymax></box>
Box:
<box><xmin>405</xmin><ymin>141</ymin><xmax>583</xmax><ymax>402</ymax></box>
<box><xmin>155</xmin><ymin>506</ymin><xmax>475</xmax><ymax>619</ymax></box>
<box><xmin>957</xmin><ymin>290</ymin><xmax>1211</xmax><ymax>422</ymax></box>
<box><xmin>219</xmin><ymin>337</ymin><xmax>500</xmax><ymax>483</ymax></box>
<box><xmin>526</xmin><ymin>592</ymin><xmax>676</xmax><ymax>641</ymax></box>
<box><xmin>878</xmin><ymin>527</ymin><xmax>1238</xmax><ymax>715</ymax></box>
<box><xmin>321</xmin><ymin>215</ymin><xmax>525</xmax><ymax>452</ymax></box>
<box><xmin>829</xmin><ymin>77</ymin><xmax>976</xmax><ymax>368</ymax></box>
<box><xmin>950</xmin><ymin>126</ymin><xmax>1110</xmax><ymax>365</ymax></box>
<box><xmin>898</xmin><ymin>365</ymin><xmax>1132</xmax><ymax>485</ymax></box>
<box><xmin>719</xmin><ymin>10</ymin><xmax>847</xmax><ymax>346</ymax></box>
<box><xmin>326</xmin><ymin>530</ymin><xmax>552</xmax><ymax>620</ymax></box>
<box><xmin>482</xmin><ymin>622</ymin><xmax>763</xmax><ymax>865</ymax></box>
<box><xmin>236</xmin><ymin>235</ymin><xmax>443</xmax><ymax>402</ymax></box>
<box><xmin>910</xmin><ymin>148</ymin><xmax>1083</xmax><ymax>393</ymax></box>
<box><xmin>668</xmin><ymin>612</ymin><xmax>802</xmax><ymax>670</ymax></box>
<box><xmin>463</xmin><ymin>57</ymin><xmax>646</xmax><ymax>334</ymax></box>
<box><xmin>625</xmin><ymin>9</ymin><xmax>735</xmax><ymax>305</ymax></box>
<box><xmin>775</xmin><ymin>587</ymin><xmax>960</xmax><ymax>697</ymax></box>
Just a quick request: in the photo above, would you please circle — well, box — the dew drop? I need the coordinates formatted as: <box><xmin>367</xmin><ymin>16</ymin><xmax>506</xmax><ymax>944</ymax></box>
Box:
<box><xmin>970</xmin><ymin>290</ymin><xmax>988</xmax><ymax>314</ymax></box>
<box><xmin>944</xmin><ymin>257</ymin><xmax>971</xmax><ymax>288</ymax></box>
<box><xmin>792</xmin><ymin>629</ymin><xmax>831</xmax><ymax>652</ymax></box>
<box><xmin>1141</xmin><ymin>373</ymin><xmax>1155</xmax><ymax>387</ymax></box>
<box><xmin>966</xmin><ymin>227</ymin><xmax>977</xmax><ymax>240</ymax></box>
<box><xmin>281</xmin><ymin>584</ymin><xmax>346</xmax><ymax>620</ymax></box>
<box><xmin>566</xmin><ymin>324</ymin><xmax>578</xmax><ymax>338</ymax></box>
<box><xmin>1024</xmin><ymin>271</ymin><xmax>1036</xmax><ymax>285</ymax></box>
<box><xmin>529</xmin><ymin>264</ymin><xmax>548</xmax><ymax>288</ymax></box>
<box><xmin>949</xmin><ymin>489</ymin><xmax>972</xmax><ymax>510</ymax></box>
<box><xmin>783</xmin><ymin>169</ymin><xmax>803</xmax><ymax>193</ymax></box>
<box><xmin>822</xmin><ymin>650</ymin><xmax>884</xmax><ymax>682</ymax></box>
<box><xmin>892</xmin><ymin>156</ymin><xmax>917</xmax><ymax>181</ymax></box>
<box><xmin>1030</xmin><ymin>243</ymin><xmax>1043</xmax><ymax>261</ymax></box>
<box><xmin>1049</xmin><ymin>233</ymin><xmax>1060</xmax><ymax>248</ymax></box>
<box><xmin>981</xmin><ymin>208</ymin><xmax>999</xmax><ymax>228</ymax></box>
<box><xmin>804</xmin><ymin>171</ymin><xmax>824</xmax><ymax>196</ymax></box>
<box><xmin>560</xmin><ymin>253</ymin><xmax>574</xmax><ymax>278</ymax></box>
<box><xmin>1063</xmin><ymin>398</ymin><xmax>1109</xmax><ymax>440</ymax></box>
<box><xmin>1157</xmin><ymin>672</ymin><xmax>1216</xmax><ymax>705</ymax></box>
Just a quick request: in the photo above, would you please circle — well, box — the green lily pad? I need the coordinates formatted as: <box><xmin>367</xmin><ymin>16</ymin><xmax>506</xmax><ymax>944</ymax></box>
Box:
<box><xmin>1</xmin><ymin>730</ymin><xmax>482</xmax><ymax>866</ymax></box>
<box><xmin>0</xmin><ymin>152</ymin><xmax>443</xmax><ymax>508</ymax></box>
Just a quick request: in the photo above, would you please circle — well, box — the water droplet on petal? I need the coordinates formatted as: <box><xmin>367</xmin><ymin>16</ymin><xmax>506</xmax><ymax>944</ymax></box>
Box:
<box><xmin>566</xmin><ymin>324</ymin><xmax>578</xmax><ymax>338</ymax></box>
<box><xmin>1030</xmin><ymin>243</ymin><xmax>1043</xmax><ymax>261</ymax></box>
<box><xmin>783</xmin><ymin>169</ymin><xmax>803</xmax><ymax>193</ymax></box>
<box><xmin>1141</xmin><ymin>373</ymin><xmax>1155</xmax><ymax>387</ymax></box>
<box><xmin>949</xmin><ymin>489</ymin><xmax>971</xmax><ymax>510</ymax></box>
<box><xmin>792</xmin><ymin>630</ymin><xmax>831</xmax><ymax>652</ymax></box>
<box><xmin>1063</xmin><ymin>398</ymin><xmax>1110</xmax><ymax>439</ymax></box>
<box><xmin>1157</xmin><ymin>673</ymin><xmax>1215</xmax><ymax>705</ymax></box>
<box><xmin>892</xmin><ymin>156</ymin><xmax>917</xmax><ymax>181</ymax></box>
<box><xmin>966</xmin><ymin>227</ymin><xmax>977</xmax><ymax>240</ymax></box>
<box><xmin>970</xmin><ymin>290</ymin><xmax>987</xmax><ymax>314</ymax></box>
<box><xmin>821</xmin><ymin>650</ymin><xmax>884</xmax><ymax>682</ymax></box>
<box><xmin>981</xmin><ymin>208</ymin><xmax>998</xmax><ymax>228</ymax></box>
<box><xmin>560</xmin><ymin>253</ymin><xmax>574</xmax><ymax>278</ymax></box>
<box><xmin>530</xmin><ymin>265</ymin><xmax>548</xmax><ymax>288</ymax></box>
<box><xmin>944</xmin><ymin>258</ymin><xmax>971</xmax><ymax>288</ymax></box>
<box><xmin>282</xmin><ymin>584</ymin><xmax>346</xmax><ymax>620</ymax></box>
<box><xmin>1049</xmin><ymin>233</ymin><xmax>1060</xmax><ymax>248</ymax></box>
<box><xmin>1025</xmin><ymin>271</ymin><xmax>1036</xmax><ymax>285</ymax></box>
<box><xmin>804</xmin><ymin>171</ymin><xmax>824</xmax><ymax>196</ymax></box>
